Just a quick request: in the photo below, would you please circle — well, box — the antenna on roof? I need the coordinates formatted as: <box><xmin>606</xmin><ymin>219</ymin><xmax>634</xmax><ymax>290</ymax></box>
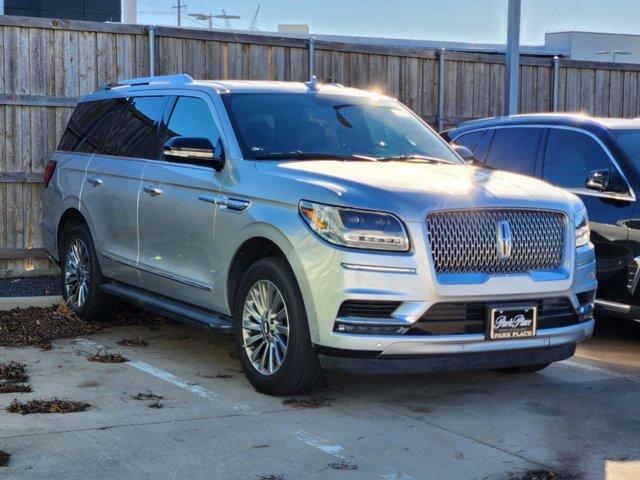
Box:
<box><xmin>305</xmin><ymin>75</ymin><xmax>318</xmax><ymax>90</ymax></box>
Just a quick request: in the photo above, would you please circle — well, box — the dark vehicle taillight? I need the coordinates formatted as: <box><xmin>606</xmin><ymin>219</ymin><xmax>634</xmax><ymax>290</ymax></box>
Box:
<box><xmin>43</xmin><ymin>160</ymin><xmax>57</xmax><ymax>187</ymax></box>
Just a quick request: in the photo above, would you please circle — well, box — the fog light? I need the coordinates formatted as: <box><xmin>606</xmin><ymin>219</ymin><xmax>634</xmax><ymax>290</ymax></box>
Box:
<box><xmin>577</xmin><ymin>302</ymin><xmax>595</xmax><ymax>321</ymax></box>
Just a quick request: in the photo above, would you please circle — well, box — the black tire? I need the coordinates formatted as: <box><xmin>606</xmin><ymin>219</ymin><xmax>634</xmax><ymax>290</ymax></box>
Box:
<box><xmin>60</xmin><ymin>223</ymin><xmax>118</xmax><ymax>323</ymax></box>
<box><xmin>496</xmin><ymin>362</ymin><xmax>551</xmax><ymax>374</ymax></box>
<box><xmin>233</xmin><ymin>256</ymin><xmax>322</xmax><ymax>396</ymax></box>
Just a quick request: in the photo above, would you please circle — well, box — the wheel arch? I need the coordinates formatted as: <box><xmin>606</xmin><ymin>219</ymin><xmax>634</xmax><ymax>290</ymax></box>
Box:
<box><xmin>226</xmin><ymin>236</ymin><xmax>290</xmax><ymax>316</ymax></box>
<box><xmin>57</xmin><ymin>207</ymin><xmax>89</xmax><ymax>259</ymax></box>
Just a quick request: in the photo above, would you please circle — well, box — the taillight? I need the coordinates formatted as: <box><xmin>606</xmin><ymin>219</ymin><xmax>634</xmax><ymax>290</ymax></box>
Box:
<box><xmin>43</xmin><ymin>160</ymin><xmax>57</xmax><ymax>187</ymax></box>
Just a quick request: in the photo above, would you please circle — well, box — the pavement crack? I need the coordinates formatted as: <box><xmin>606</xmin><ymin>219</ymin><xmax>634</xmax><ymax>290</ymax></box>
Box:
<box><xmin>0</xmin><ymin>408</ymin><xmax>292</xmax><ymax>440</ymax></box>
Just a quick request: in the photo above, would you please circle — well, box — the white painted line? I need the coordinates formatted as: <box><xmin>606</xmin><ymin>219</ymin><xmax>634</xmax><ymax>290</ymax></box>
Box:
<box><xmin>76</xmin><ymin>338</ymin><xmax>220</xmax><ymax>400</ymax></box>
<box><xmin>293</xmin><ymin>429</ymin><xmax>417</xmax><ymax>479</ymax></box>
<box><xmin>75</xmin><ymin>338</ymin><xmax>261</xmax><ymax>414</ymax></box>
<box><xmin>381</xmin><ymin>474</ymin><xmax>418</xmax><ymax>480</ymax></box>
<box><xmin>293</xmin><ymin>429</ymin><xmax>347</xmax><ymax>460</ymax></box>
<box><xmin>128</xmin><ymin>359</ymin><xmax>220</xmax><ymax>401</ymax></box>
<box><xmin>564</xmin><ymin>359</ymin><xmax>638</xmax><ymax>383</ymax></box>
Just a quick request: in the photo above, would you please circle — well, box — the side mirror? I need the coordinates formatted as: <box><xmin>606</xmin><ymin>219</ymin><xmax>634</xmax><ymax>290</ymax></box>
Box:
<box><xmin>585</xmin><ymin>169</ymin><xmax>610</xmax><ymax>192</ymax></box>
<box><xmin>452</xmin><ymin>144</ymin><xmax>475</xmax><ymax>164</ymax></box>
<box><xmin>163</xmin><ymin>136</ymin><xmax>224</xmax><ymax>171</ymax></box>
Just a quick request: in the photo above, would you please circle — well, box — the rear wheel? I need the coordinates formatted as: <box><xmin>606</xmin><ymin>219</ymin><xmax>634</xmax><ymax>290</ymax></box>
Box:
<box><xmin>496</xmin><ymin>363</ymin><xmax>551</xmax><ymax>374</ymax></box>
<box><xmin>234</xmin><ymin>257</ymin><xmax>322</xmax><ymax>395</ymax></box>
<box><xmin>60</xmin><ymin>223</ymin><xmax>118</xmax><ymax>323</ymax></box>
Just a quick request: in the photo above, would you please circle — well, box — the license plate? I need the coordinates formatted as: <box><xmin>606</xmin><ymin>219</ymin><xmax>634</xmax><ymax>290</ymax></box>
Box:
<box><xmin>487</xmin><ymin>304</ymin><xmax>537</xmax><ymax>340</ymax></box>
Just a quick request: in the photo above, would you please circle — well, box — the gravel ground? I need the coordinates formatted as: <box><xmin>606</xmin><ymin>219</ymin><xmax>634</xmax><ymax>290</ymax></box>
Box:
<box><xmin>0</xmin><ymin>276</ymin><xmax>61</xmax><ymax>297</ymax></box>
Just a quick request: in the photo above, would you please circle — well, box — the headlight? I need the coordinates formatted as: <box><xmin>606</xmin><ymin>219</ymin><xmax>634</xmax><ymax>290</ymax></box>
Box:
<box><xmin>575</xmin><ymin>210</ymin><xmax>590</xmax><ymax>248</ymax></box>
<box><xmin>299</xmin><ymin>201</ymin><xmax>410</xmax><ymax>251</ymax></box>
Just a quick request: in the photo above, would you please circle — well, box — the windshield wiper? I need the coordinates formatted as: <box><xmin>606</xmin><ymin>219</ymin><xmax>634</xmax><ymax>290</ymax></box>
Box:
<box><xmin>253</xmin><ymin>151</ymin><xmax>378</xmax><ymax>161</ymax></box>
<box><xmin>376</xmin><ymin>154</ymin><xmax>457</xmax><ymax>164</ymax></box>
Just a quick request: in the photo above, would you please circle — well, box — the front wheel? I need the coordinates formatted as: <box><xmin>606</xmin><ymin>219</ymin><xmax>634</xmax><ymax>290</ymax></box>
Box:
<box><xmin>234</xmin><ymin>257</ymin><xmax>322</xmax><ymax>395</ymax></box>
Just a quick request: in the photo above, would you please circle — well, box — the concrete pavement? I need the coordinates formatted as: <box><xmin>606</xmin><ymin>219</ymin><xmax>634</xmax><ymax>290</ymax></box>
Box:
<box><xmin>0</xmin><ymin>318</ymin><xmax>638</xmax><ymax>480</ymax></box>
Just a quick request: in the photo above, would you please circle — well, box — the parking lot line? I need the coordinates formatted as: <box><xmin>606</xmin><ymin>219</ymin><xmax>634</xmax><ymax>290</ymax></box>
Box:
<box><xmin>78</xmin><ymin>337</ymin><xmax>419</xmax><ymax>478</ymax></box>
<box><xmin>293</xmin><ymin>428</ymin><xmax>347</xmax><ymax>459</ymax></box>
<box><xmin>292</xmin><ymin>428</ymin><xmax>419</xmax><ymax>479</ymax></box>
<box><xmin>565</xmin><ymin>358</ymin><xmax>639</xmax><ymax>382</ymax></box>
<box><xmin>75</xmin><ymin>338</ymin><xmax>264</xmax><ymax>415</ymax></box>
<box><xmin>76</xmin><ymin>338</ymin><xmax>220</xmax><ymax>401</ymax></box>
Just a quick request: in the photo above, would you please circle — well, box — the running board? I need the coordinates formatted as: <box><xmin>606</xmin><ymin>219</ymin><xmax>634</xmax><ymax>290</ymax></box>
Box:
<box><xmin>100</xmin><ymin>282</ymin><xmax>233</xmax><ymax>334</ymax></box>
<box><xmin>595</xmin><ymin>299</ymin><xmax>631</xmax><ymax>314</ymax></box>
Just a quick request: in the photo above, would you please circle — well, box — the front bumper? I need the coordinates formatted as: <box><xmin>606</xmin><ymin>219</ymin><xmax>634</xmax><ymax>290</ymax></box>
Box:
<box><xmin>318</xmin><ymin>343</ymin><xmax>577</xmax><ymax>374</ymax></box>
<box><xmin>293</xmin><ymin>220</ymin><xmax>597</xmax><ymax>359</ymax></box>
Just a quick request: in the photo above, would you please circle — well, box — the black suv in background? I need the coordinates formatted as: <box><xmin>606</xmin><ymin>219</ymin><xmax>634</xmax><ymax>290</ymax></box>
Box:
<box><xmin>443</xmin><ymin>114</ymin><xmax>640</xmax><ymax>323</ymax></box>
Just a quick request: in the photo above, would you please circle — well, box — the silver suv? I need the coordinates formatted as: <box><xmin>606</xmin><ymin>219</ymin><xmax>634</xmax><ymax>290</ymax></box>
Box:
<box><xmin>43</xmin><ymin>74</ymin><xmax>597</xmax><ymax>395</ymax></box>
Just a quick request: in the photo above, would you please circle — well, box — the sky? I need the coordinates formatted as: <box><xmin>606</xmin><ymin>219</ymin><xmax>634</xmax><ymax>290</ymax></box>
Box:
<box><xmin>136</xmin><ymin>0</ymin><xmax>640</xmax><ymax>46</ymax></box>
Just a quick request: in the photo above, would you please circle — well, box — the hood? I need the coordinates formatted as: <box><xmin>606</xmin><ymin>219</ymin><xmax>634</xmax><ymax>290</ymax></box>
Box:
<box><xmin>253</xmin><ymin>160</ymin><xmax>581</xmax><ymax>222</ymax></box>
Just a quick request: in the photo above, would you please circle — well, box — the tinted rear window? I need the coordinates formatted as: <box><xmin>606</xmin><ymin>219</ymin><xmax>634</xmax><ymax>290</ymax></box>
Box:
<box><xmin>485</xmin><ymin>127</ymin><xmax>542</xmax><ymax>176</ymax></box>
<box><xmin>104</xmin><ymin>96</ymin><xmax>166</xmax><ymax>159</ymax></box>
<box><xmin>58</xmin><ymin>99</ymin><xmax>125</xmax><ymax>153</ymax></box>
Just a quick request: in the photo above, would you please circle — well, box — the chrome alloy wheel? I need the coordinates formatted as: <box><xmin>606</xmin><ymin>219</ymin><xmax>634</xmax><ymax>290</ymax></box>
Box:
<box><xmin>64</xmin><ymin>239</ymin><xmax>91</xmax><ymax>309</ymax></box>
<box><xmin>241</xmin><ymin>280</ymin><xmax>289</xmax><ymax>375</ymax></box>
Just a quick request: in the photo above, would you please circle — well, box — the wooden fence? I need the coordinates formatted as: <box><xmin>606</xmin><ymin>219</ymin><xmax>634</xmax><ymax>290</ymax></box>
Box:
<box><xmin>2</xmin><ymin>15</ymin><xmax>640</xmax><ymax>277</ymax></box>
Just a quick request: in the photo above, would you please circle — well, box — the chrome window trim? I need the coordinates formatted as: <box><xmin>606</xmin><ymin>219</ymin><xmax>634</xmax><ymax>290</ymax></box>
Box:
<box><xmin>451</xmin><ymin>124</ymin><xmax>636</xmax><ymax>202</ymax></box>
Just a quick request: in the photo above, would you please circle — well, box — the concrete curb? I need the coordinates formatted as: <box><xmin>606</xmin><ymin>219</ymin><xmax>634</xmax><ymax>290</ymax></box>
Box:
<box><xmin>0</xmin><ymin>295</ymin><xmax>63</xmax><ymax>311</ymax></box>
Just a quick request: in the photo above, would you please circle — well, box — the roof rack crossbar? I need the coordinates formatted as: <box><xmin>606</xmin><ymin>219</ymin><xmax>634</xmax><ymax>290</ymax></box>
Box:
<box><xmin>99</xmin><ymin>74</ymin><xmax>194</xmax><ymax>91</ymax></box>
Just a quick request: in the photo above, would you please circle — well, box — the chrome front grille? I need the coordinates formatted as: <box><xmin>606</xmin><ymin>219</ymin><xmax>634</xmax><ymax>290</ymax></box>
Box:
<box><xmin>427</xmin><ymin>209</ymin><xmax>567</xmax><ymax>275</ymax></box>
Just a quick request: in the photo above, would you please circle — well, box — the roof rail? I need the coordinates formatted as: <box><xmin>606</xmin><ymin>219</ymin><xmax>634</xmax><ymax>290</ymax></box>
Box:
<box><xmin>99</xmin><ymin>74</ymin><xmax>194</xmax><ymax>91</ymax></box>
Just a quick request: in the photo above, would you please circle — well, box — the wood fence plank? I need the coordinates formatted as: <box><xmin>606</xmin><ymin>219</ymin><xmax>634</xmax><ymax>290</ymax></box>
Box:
<box><xmin>29</xmin><ymin>28</ymin><xmax>47</xmax><ymax>96</ymax></box>
<box><xmin>623</xmin><ymin>71</ymin><xmax>638</xmax><ymax>117</ymax></box>
<box><xmin>96</xmin><ymin>32</ymin><xmax>117</xmax><ymax>86</ymax></box>
<box><xmin>472</xmin><ymin>62</ymin><xmax>489</xmax><ymax>118</ymax></box>
<box><xmin>134</xmin><ymin>33</ymin><xmax>149</xmax><ymax>78</ymax></box>
<box><xmin>116</xmin><ymin>33</ymin><xmax>134</xmax><ymax>80</ymax></box>
<box><xmin>421</xmin><ymin>58</ymin><xmax>437</xmax><ymax>119</ymax></box>
<box><xmin>249</xmin><ymin>44</ymin><xmax>270</xmax><ymax>80</ymax></box>
<box><xmin>580</xmin><ymin>68</ymin><xmax>596</xmax><ymax>114</ymax></box>
<box><xmin>270</xmin><ymin>46</ymin><xmax>286</xmax><ymax>81</ymax></box>
<box><xmin>204</xmin><ymin>41</ymin><xmax>221</xmax><ymax>79</ymax></box>
<box><xmin>557</xmin><ymin>67</ymin><xmax>567</xmax><ymax>112</ymax></box>
<box><xmin>78</xmin><ymin>30</ymin><xmax>97</xmax><ymax>94</ymax></box>
<box><xmin>535</xmin><ymin>66</ymin><xmax>551</xmax><ymax>112</ymax></box>
<box><xmin>289</xmin><ymin>47</ymin><xmax>308</xmax><ymax>82</ymax></box>
<box><xmin>609</xmin><ymin>70</ymin><xmax>624</xmax><ymax>117</ymax></box>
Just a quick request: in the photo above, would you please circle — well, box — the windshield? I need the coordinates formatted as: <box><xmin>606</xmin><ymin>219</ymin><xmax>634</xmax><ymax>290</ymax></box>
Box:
<box><xmin>613</xmin><ymin>130</ymin><xmax>640</xmax><ymax>170</ymax></box>
<box><xmin>221</xmin><ymin>92</ymin><xmax>461</xmax><ymax>163</ymax></box>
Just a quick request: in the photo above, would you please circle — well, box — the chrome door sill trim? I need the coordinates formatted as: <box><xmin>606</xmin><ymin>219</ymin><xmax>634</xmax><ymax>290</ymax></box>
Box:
<box><xmin>102</xmin><ymin>252</ymin><xmax>212</xmax><ymax>291</ymax></box>
<box><xmin>102</xmin><ymin>251</ymin><xmax>137</xmax><ymax>269</ymax></box>
<box><xmin>341</xmin><ymin>263</ymin><xmax>417</xmax><ymax>274</ymax></box>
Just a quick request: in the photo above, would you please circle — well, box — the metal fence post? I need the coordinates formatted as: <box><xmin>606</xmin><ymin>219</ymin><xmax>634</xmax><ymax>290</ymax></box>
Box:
<box><xmin>552</xmin><ymin>55</ymin><xmax>560</xmax><ymax>112</ymax></box>
<box><xmin>504</xmin><ymin>0</ymin><xmax>521</xmax><ymax>116</ymax></box>
<box><xmin>148</xmin><ymin>25</ymin><xmax>156</xmax><ymax>76</ymax></box>
<box><xmin>308</xmin><ymin>37</ymin><xmax>316</xmax><ymax>81</ymax></box>
<box><xmin>437</xmin><ymin>48</ymin><xmax>446</xmax><ymax>132</ymax></box>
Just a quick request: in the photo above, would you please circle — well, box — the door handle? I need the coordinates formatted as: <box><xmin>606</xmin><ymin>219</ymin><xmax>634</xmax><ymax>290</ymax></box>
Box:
<box><xmin>86</xmin><ymin>176</ymin><xmax>103</xmax><ymax>186</ymax></box>
<box><xmin>143</xmin><ymin>186</ymin><xmax>163</xmax><ymax>196</ymax></box>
